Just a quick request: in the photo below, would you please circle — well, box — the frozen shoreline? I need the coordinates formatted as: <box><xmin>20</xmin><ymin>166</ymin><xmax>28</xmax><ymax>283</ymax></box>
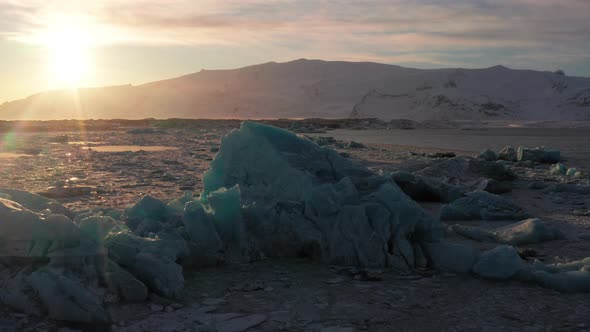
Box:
<box><xmin>1</xmin><ymin>121</ymin><xmax>589</xmax><ymax>331</ymax></box>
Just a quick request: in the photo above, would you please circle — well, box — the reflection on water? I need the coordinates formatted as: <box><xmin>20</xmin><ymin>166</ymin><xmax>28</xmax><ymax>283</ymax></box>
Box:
<box><xmin>83</xmin><ymin>145</ymin><xmax>179</xmax><ymax>152</ymax></box>
<box><xmin>68</xmin><ymin>141</ymin><xmax>103</xmax><ymax>145</ymax></box>
<box><xmin>0</xmin><ymin>152</ymin><xmax>33</xmax><ymax>158</ymax></box>
<box><xmin>325</xmin><ymin>128</ymin><xmax>590</xmax><ymax>169</ymax></box>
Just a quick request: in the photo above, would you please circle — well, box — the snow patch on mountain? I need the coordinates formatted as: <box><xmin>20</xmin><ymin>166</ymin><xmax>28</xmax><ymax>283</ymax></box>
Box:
<box><xmin>0</xmin><ymin>59</ymin><xmax>589</xmax><ymax>121</ymax></box>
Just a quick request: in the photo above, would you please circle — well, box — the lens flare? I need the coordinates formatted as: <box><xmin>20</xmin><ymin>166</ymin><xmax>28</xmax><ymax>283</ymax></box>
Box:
<box><xmin>45</xmin><ymin>29</ymin><xmax>92</xmax><ymax>88</ymax></box>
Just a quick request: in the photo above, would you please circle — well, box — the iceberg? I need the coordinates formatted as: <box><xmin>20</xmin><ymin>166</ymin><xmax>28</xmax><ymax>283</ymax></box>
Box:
<box><xmin>201</xmin><ymin>121</ymin><xmax>443</xmax><ymax>268</ymax></box>
<box><xmin>517</xmin><ymin>146</ymin><xmax>561</xmax><ymax>163</ymax></box>
<box><xmin>1</xmin><ymin>121</ymin><xmax>589</xmax><ymax>324</ymax></box>
<box><xmin>440</xmin><ymin>191</ymin><xmax>530</xmax><ymax>221</ymax></box>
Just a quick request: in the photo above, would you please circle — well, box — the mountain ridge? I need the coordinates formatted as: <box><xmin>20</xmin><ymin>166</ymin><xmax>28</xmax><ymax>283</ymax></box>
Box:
<box><xmin>1</xmin><ymin>59</ymin><xmax>589</xmax><ymax>120</ymax></box>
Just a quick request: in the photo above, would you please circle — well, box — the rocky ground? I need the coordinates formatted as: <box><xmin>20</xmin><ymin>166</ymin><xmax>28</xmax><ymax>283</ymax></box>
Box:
<box><xmin>1</xmin><ymin>120</ymin><xmax>589</xmax><ymax>332</ymax></box>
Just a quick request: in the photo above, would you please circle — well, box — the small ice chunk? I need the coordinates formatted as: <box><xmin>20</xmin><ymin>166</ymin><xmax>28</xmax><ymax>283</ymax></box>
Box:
<box><xmin>498</xmin><ymin>146</ymin><xmax>517</xmax><ymax>162</ymax></box>
<box><xmin>549</xmin><ymin>163</ymin><xmax>567</xmax><ymax>175</ymax></box>
<box><xmin>477</xmin><ymin>149</ymin><xmax>497</xmax><ymax>161</ymax></box>
<box><xmin>517</xmin><ymin>146</ymin><xmax>561</xmax><ymax>163</ymax></box>
<box><xmin>473</xmin><ymin>245</ymin><xmax>523</xmax><ymax>280</ymax></box>
<box><xmin>440</xmin><ymin>191</ymin><xmax>530</xmax><ymax>221</ymax></box>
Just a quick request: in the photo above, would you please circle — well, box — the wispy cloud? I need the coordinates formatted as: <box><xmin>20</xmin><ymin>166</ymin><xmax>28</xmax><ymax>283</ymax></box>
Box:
<box><xmin>0</xmin><ymin>2</ymin><xmax>40</xmax><ymax>38</ymax></box>
<box><xmin>2</xmin><ymin>0</ymin><xmax>590</xmax><ymax>71</ymax></box>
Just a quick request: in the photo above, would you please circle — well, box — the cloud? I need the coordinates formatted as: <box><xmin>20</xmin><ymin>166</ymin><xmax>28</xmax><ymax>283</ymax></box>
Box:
<box><xmin>0</xmin><ymin>2</ymin><xmax>41</xmax><ymax>37</ymax></box>
<box><xmin>2</xmin><ymin>0</ymin><xmax>590</xmax><ymax>71</ymax></box>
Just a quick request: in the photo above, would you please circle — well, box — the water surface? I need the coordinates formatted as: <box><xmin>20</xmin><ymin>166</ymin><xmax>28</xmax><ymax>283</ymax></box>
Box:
<box><xmin>0</xmin><ymin>152</ymin><xmax>33</xmax><ymax>159</ymax></box>
<box><xmin>83</xmin><ymin>145</ymin><xmax>178</xmax><ymax>152</ymax></box>
<box><xmin>327</xmin><ymin>128</ymin><xmax>590</xmax><ymax>169</ymax></box>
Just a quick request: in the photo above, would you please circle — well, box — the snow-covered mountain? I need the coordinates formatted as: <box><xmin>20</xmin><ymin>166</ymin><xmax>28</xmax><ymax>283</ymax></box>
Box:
<box><xmin>1</xmin><ymin>59</ymin><xmax>589</xmax><ymax>120</ymax></box>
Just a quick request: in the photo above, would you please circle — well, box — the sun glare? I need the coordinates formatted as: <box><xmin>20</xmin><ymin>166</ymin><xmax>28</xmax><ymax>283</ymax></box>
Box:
<box><xmin>44</xmin><ymin>28</ymin><xmax>93</xmax><ymax>88</ymax></box>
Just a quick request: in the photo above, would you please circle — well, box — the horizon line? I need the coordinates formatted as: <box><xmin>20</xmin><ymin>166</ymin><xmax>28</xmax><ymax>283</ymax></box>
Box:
<box><xmin>1</xmin><ymin>58</ymin><xmax>579</xmax><ymax>104</ymax></box>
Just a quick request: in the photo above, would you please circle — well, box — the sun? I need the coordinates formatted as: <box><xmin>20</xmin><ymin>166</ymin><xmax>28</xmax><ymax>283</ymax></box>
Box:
<box><xmin>44</xmin><ymin>28</ymin><xmax>93</xmax><ymax>88</ymax></box>
<box><xmin>23</xmin><ymin>13</ymin><xmax>130</xmax><ymax>90</ymax></box>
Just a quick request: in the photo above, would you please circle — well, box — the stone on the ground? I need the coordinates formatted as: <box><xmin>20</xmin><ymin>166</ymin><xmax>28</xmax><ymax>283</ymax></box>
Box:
<box><xmin>498</xmin><ymin>146</ymin><xmax>517</xmax><ymax>162</ymax></box>
<box><xmin>477</xmin><ymin>149</ymin><xmax>497</xmax><ymax>161</ymax></box>
<box><xmin>440</xmin><ymin>191</ymin><xmax>530</xmax><ymax>221</ymax></box>
<box><xmin>423</xmin><ymin>241</ymin><xmax>479</xmax><ymax>273</ymax></box>
<box><xmin>391</xmin><ymin>171</ymin><xmax>464</xmax><ymax>203</ymax></box>
<box><xmin>472</xmin><ymin>245</ymin><xmax>523</xmax><ymax>279</ymax></box>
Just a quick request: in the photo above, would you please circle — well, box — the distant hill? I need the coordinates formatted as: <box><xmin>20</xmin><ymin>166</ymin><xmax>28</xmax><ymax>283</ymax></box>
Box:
<box><xmin>1</xmin><ymin>59</ymin><xmax>589</xmax><ymax>120</ymax></box>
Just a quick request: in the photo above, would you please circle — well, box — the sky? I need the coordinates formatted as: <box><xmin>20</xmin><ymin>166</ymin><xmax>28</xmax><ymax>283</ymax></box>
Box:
<box><xmin>1</xmin><ymin>0</ymin><xmax>589</xmax><ymax>102</ymax></box>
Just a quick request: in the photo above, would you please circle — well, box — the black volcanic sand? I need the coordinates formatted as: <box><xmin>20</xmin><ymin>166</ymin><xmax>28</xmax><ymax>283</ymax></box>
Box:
<box><xmin>1</xmin><ymin>120</ymin><xmax>590</xmax><ymax>332</ymax></box>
